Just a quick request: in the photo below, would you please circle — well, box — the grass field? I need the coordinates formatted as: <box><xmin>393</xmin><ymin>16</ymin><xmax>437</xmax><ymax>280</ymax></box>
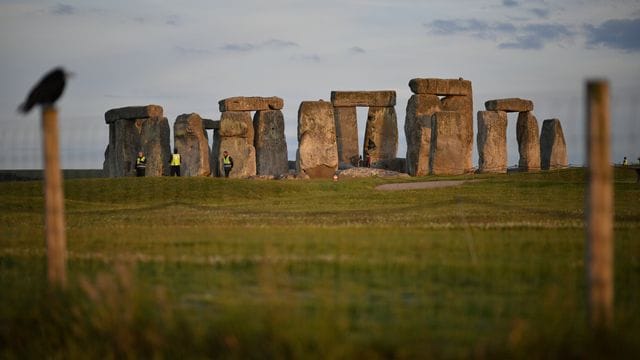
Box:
<box><xmin>1</xmin><ymin>168</ymin><xmax>639</xmax><ymax>358</ymax></box>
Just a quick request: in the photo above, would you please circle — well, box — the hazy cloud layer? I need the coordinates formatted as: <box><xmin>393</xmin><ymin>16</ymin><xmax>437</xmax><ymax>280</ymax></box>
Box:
<box><xmin>585</xmin><ymin>18</ymin><xmax>640</xmax><ymax>52</ymax></box>
<box><xmin>221</xmin><ymin>39</ymin><xmax>298</xmax><ymax>53</ymax></box>
<box><xmin>426</xmin><ymin>18</ymin><xmax>573</xmax><ymax>50</ymax></box>
<box><xmin>50</xmin><ymin>3</ymin><xmax>75</xmax><ymax>15</ymax></box>
<box><xmin>349</xmin><ymin>46</ymin><xmax>366</xmax><ymax>54</ymax></box>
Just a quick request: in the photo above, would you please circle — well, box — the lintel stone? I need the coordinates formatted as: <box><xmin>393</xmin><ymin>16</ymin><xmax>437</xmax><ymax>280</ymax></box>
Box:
<box><xmin>330</xmin><ymin>91</ymin><xmax>396</xmax><ymax>107</ymax></box>
<box><xmin>408</xmin><ymin>78</ymin><xmax>471</xmax><ymax>96</ymax></box>
<box><xmin>104</xmin><ymin>105</ymin><xmax>163</xmax><ymax>124</ymax></box>
<box><xmin>484</xmin><ymin>98</ymin><xmax>533</xmax><ymax>112</ymax></box>
<box><xmin>218</xmin><ymin>96</ymin><xmax>284</xmax><ymax>112</ymax></box>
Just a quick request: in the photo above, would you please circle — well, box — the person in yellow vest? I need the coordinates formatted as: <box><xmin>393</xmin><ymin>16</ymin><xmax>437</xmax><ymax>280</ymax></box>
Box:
<box><xmin>623</xmin><ymin>156</ymin><xmax>628</xmax><ymax>166</ymax></box>
<box><xmin>135</xmin><ymin>151</ymin><xmax>146</xmax><ymax>177</ymax></box>
<box><xmin>170</xmin><ymin>148</ymin><xmax>181</xmax><ymax>176</ymax></box>
<box><xmin>222</xmin><ymin>150</ymin><xmax>233</xmax><ymax>178</ymax></box>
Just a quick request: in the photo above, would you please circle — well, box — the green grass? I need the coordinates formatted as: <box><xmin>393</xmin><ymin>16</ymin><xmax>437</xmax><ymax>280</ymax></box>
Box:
<box><xmin>1</xmin><ymin>168</ymin><xmax>639</xmax><ymax>358</ymax></box>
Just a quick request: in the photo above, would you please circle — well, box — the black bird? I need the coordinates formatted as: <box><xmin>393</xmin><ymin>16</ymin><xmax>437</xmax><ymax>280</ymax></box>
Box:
<box><xmin>18</xmin><ymin>67</ymin><xmax>72</xmax><ymax>114</ymax></box>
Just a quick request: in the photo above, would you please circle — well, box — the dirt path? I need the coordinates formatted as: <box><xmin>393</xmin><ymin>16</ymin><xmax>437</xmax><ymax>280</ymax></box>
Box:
<box><xmin>375</xmin><ymin>180</ymin><xmax>481</xmax><ymax>191</ymax></box>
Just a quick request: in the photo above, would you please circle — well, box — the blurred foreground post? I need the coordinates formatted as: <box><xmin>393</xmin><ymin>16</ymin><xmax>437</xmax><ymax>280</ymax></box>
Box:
<box><xmin>42</xmin><ymin>106</ymin><xmax>67</xmax><ymax>288</ymax></box>
<box><xmin>585</xmin><ymin>80</ymin><xmax>613</xmax><ymax>331</ymax></box>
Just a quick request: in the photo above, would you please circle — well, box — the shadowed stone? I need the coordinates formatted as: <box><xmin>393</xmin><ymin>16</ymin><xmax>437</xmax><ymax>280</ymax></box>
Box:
<box><xmin>408</xmin><ymin>78</ymin><xmax>471</xmax><ymax>96</ymax></box>
<box><xmin>103</xmin><ymin>115</ymin><xmax>171</xmax><ymax>177</ymax></box>
<box><xmin>297</xmin><ymin>101</ymin><xmax>338</xmax><ymax>178</ymax></box>
<box><xmin>477</xmin><ymin>111</ymin><xmax>507</xmax><ymax>173</ymax></box>
<box><xmin>210</xmin><ymin>129</ymin><xmax>220</xmax><ymax>177</ymax></box>
<box><xmin>364</xmin><ymin>107</ymin><xmax>398</xmax><ymax>165</ymax></box>
<box><xmin>334</xmin><ymin>106</ymin><xmax>359</xmax><ymax>167</ymax></box>
<box><xmin>105</xmin><ymin>105</ymin><xmax>163</xmax><ymax>124</ymax></box>
<box><xmin>516</xmin><ymin>111</ymin><xmax>541</xmax><ymax>171</ymax></box>
<box><xmin>430</xmin><ymin>111</ymin><xmax>466</xmax><ymax>175</ymax></box>
<box><xmin>174</xmin><ymin>113</ymin><xmax>211</xmax><ymax>177</ymax></box>
<box><xmin>218</xmin><ymin>111</ymin><xmax>256</xmax><ymax>178</ymax></box>
<box><xmin>441</xmin><ymin>94</ymin><xmax>473</xmax><ymax>172</ymax></box>
<box><xmin>254</xmin><ymin>110</ymin><xmax>288</xmax><ymax>176</ymax></box>
<box><xmin>331</xmin><ymin>91</ymin><xmax>396</xmax><ymax>107</ymax></box>
<box><xmin>203</xmin><ymin>119</ymin><xmax>219</xmax><ymax>130</ymax></box>
<box><xmin>218</xmin><ymin>96</ymin><xmax>284</xmax><ymax>112</ymax></box>
<box><xmin>405</xmin><ymin>94</ymin><xmax>441</xmax><ymax>176</ymax></box>
<box><xmin>540</xmin><ymin>118</ymin><xmax>568</xmax><ymax>170</ymax></box>
<box><xmin>485</xmin><ymin>98</ymin><xmax>533</xmax><ymax>112</ymax></box>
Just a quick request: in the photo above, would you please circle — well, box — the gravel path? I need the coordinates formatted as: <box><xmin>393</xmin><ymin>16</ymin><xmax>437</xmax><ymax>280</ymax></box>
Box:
<box><xmin>375</xmin><ymin>180</ymin><xmax>480</xmax><ymax>191</ymax></box>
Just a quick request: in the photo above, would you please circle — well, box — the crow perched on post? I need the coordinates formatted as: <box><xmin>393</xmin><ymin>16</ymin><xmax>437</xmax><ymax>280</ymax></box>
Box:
<box><xmin>18</xmin><ymin>67</ymin><xmax>72</xmax><ymax>114</ymax></box>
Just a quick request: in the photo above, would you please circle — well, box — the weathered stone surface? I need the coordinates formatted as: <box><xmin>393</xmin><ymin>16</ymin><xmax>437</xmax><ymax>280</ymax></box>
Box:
<box><xmin>218</xmin><ymin>111</ymin><xmax>255</xmax><ymax>178</ymax></box>
<box><xmin>516</xmin><ymin>111</ymin><xmax>541</xmax><ymax>171</ymax></box>
<box><xmin>540</xmin><ymin>118</ymin><xmax>568</xmax><ymax>170</ymax></box>
<box><xmin>218</xmin><ymin>96</ymin><xmax>283</xmax><ymax>112</ymax></box>
<box><xmin>254</xmin><ymin>110</ymin><xmax>288</xmax><ymax>176</ymax></box>
<box><xmin>429</xmin><ymin>111</ymin><xmax>466</xmax><ymax>175</ymax></box>
<box><xmin>364</xmin><ymin>107</ymin><xmax>398</xmax><ymax>165</ymax></box>
<box><xmin>441</xmin><ymin>94</ymin><xmax>474</xmax><ymax>172</ymax></box>
<box><xmin>334</xmin><ymin>107</ymin><xmax>359</xmax><ymax>167</ymax></box>
<box><xmin>218</xmin><ymin>137</ymin><xmax>256</xmax><ymax>178</ymax></box>
<box><xmin>297</xmin><ymin>101</ymin><xmax>338</xmax><ymax>179</ymax></box>
<box><xmin>105</xmin><ymin>105</ymin><xmax>163</xmax><ymax>124</ymax></box>
<box><xmin>203</xmin><ymin>119</ymin><xmax>219</xmax><ymax>130</ymax></box>
<box><xmin>218</xmin><ymin>111</ymin><xmax>254</xmax><ymax>144</ymax></box>
<box><xmin>103</xmin><ymin>116</ymin><xmax>171</xmax><ymax>177</ymax></box>
<box><xmin>408</xmin><ymin>78</ymin><xmax>471</xmax><ymax>96</ymax></box>
<box><xmin>174</xmin><ymin>113</ymin><xmax>211</xmax><ymax>177</ymax></box>
<box><xmin>477</xmin><ymin>111</ymin><xmax>507</xmax><ymax>173</ymax></box>
<box><xmin>331</xmin><ymin>91</ymin><xmax>396</xmax><ymax>107</ymax></box>
<box><xmin>485</xmin><ymin>98</ymin><xmax>533</xmax><ymax>112</ymax></box>
<box><xmin>404</xmin><ymin>94</ymin><xmax>441</xmax><ymax>176</ymax></box>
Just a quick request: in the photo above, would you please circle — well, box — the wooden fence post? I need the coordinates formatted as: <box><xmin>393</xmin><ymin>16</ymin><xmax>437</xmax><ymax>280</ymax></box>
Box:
<box><xmin>42</xmin><ymin>106</ymin><xmax>67</xmax><ymax>288</ymax></box>
<box><xmin>585</xmin><ymin>80</ymin><xmax>613</xmax><ymax>331</ymax></box>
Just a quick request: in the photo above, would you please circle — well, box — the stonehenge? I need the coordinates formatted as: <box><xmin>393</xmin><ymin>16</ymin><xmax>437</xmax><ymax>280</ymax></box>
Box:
<box><xmin>330</xmin><ymin>91</ymin><xmax>398</xmax><ymax>169</ymax></box>
<box><xmin>405</xmin><ymin>78</ymin><xmax>473</xmax><ymax>176</ymax></box>
<box><xmin>103</xmin><ymin>105</ymin><xmax>170</xmax><ymax>177</ymax></box>
<box><xmin>102</xmin><ymin>78</ymin><xmax>569</xmax><ymax>179</ymax></box>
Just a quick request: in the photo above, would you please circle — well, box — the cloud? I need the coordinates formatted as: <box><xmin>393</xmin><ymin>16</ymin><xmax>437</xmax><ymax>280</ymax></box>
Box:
<box><xmin>503</xmin><ymin>0</ymin><xmax>519</xmax><ymax>7</ymax></box>
<box><xmin>585</xmin><ymin>18</ymin><xmax>640</xmax><ymax>52</ymax></box>
<box><xmin>499</xmin><ymin>23</ymin><xmax>573</xmax><ymax>49</ymax></box>
<box><xmin>221</xmin><ymin>39</ymin><xmax>298</xmax><ymax>53</ymax></box>
<box><xmin>50</xmin><ymin>3</ymin><xmax>75</xmax><ymax>15</ymax></box>
<box><xmin>290</xmin><ymin>53</ymin><xmax>321</xmax><ymax>62</ymax></box>
<box><xmin>425</xmin><ymin>18</ymin><xmax>573</xmax><ymax>50</ymax></box>
<box><xmin>349</xmin><ymin>46</ymin><xmax>366</xmax><ymax>54</ymax></box>
<box><xmin>529</xmin><ymin>8</ymin><xmax>550</xmax><ymax>19</ymax></box>
<box><xmin>165</xmin><ymin>15</ymin><xmax>180</xmax><ymax>26</ymax></box>
<box><xmin>174</xmin><ymin>46</ymin><xmax>213</xmax><ymax>56</ymax></box>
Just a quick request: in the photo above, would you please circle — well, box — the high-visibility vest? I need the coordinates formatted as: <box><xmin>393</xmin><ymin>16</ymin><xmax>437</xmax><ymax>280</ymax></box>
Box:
<box><xmin>223</xmin><ymin>156</ymin><xmax>232</xmax><ymax>165</ymax></box>
<box><xmin>136</xmin><ymin>156</ymin><xmax>146</xmax><ymax>167</ymax></box>
<box><xmin>171</xmin><ymin>154</ymin><xmax>181</xmax><ymax>166</ymax></box>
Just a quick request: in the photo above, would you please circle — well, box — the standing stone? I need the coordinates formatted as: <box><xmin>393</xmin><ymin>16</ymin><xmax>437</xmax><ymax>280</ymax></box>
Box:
<box><xmin>297</xmin><ymin>101</ymin><xmax>338</xmax><ymax>178</ymax></box>
<box><xmin>219</xmin><ymin>111</ymin><xmax>256</xmax><ymax>178</ymax></box>
<box><xmin>254</xmin><ymin>110</ymin><xmax>288</xmax><ymax>176</ymax></box>
<box><xmin>405</xmin><ymin>94</ymin><xmax>441</xmax><ymax>176</ymax></box>
<box><xmin>430</xmin><ymin>111</ymin><xmax>466</xmax><ymax>175</ymax></box>
<box><xmin>103</xmin><ymin>105</ymin><xmax>170</xmax><ymax>177</ymax></box>
<box><xmin>540</xmin><ymin>118</ymin><xmax>568</xmax><ymax>170</ymax></box>
<box><xmin>516</xmin><ymin>111</ymin><xmax>541</xmax><ymax>171</ymax></box>
<box><xmin>477</xmin><ymin>111</ymin><xmax>508</xmax><ymax>173</ymax></box>
<box><xmin>334</xmin><ymin>107</ymin><xmax>359</xmax><ymax>167</ymax></box>
<box><xmin>441</xmin><ymin>94</ymin><xmax>473</xmax><ymax>172</ymax></box>
<box><xmin>363</xmin><ymin>107</ymin><xmax>398</xmax><ymax>165</ymax></box>
<box><xmin>174</xmin><ymin>113</ymin><xmax>211</xmax><ymax>177</ymax></box>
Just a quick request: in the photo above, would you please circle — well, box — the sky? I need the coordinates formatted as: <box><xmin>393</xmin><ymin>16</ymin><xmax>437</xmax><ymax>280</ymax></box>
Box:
<box><xmin>1</xmin><ymin>0</ymin><xmax>639</xmax><ymax>169</ymax></box>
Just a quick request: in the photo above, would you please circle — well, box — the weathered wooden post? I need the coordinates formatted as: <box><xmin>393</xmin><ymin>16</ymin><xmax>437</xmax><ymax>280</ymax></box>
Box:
<box><xmin>42</xmin><ymin>106</ymin><xmax>67</xmax><ymax>288</ymax></box>
<box><xmin>585</xmin><ymin>80</ymin><xmax>613</xmax><ymax>331</ymax></box>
